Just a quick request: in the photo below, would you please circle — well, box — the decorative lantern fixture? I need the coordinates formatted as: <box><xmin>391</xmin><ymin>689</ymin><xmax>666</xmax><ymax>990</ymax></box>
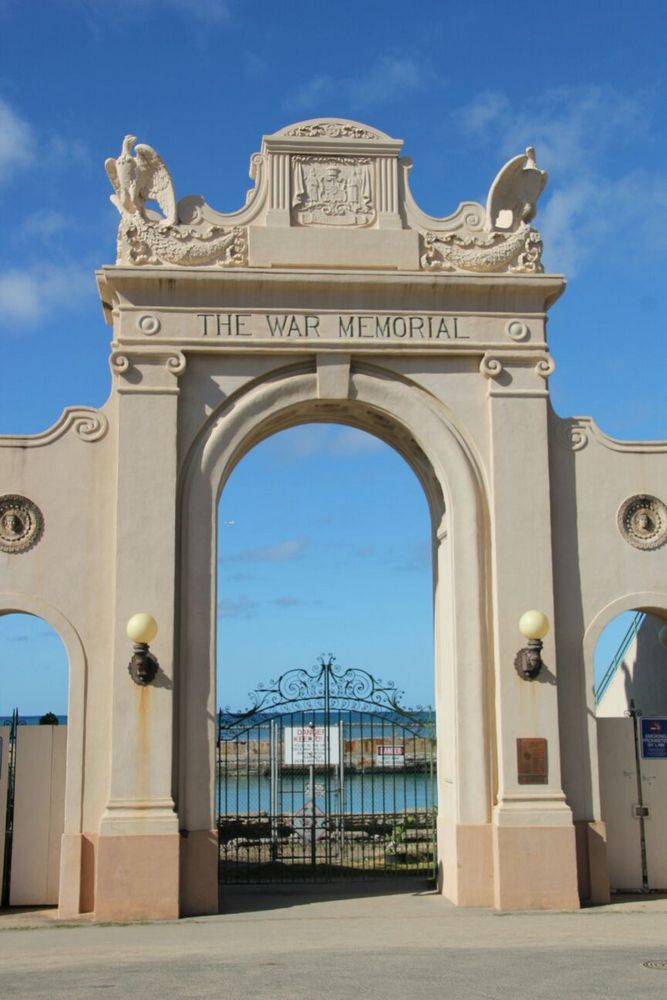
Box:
<box><xmin>127</xmin><ymin>612</ymin><xmax>159</xmax><ymax>686</ymax></box>
<box><xmin>515</xmin><ymin>610</ymin><xmax>550</xmax><ymax>680</ymax></box>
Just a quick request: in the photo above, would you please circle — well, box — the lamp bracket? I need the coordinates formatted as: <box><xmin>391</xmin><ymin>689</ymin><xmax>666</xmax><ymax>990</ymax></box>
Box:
<box><xmin>514</xmin><ymin>637</ymin><xmax>544</xmax><ymax>680</ymax></box>
<box><xmin>128</xmin><ymin>642</ymin><xmax>159</xmax><ymax>685</ymax></box>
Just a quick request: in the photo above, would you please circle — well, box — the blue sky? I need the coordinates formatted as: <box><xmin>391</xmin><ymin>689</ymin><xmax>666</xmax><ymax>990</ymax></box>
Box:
<box><xmin>1</xmin><ymin>0</ymin><xmax>666</xmax><ymax>713</ymax></box>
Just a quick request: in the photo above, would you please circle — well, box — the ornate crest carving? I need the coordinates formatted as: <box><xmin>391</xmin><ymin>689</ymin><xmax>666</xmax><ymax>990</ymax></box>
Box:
<box><xmin>292</xmin><ymin>156</ymin><xmax>374</xmax><ymax>226</ymax></box>
<box><xmin>618</xmin><ymin>494</ymin><xmax>667</xmax><ymax>550</ymax></box>
<box><xmin>0</xmin><ymin>495</ymin><xmax>44</xmax><ymax>554</ymax></box>
<box><xmin>421</xmin><ymin>224</ymin><xmax>544</xmax><ymax>274</ymax></box>
<box><xmin>286</xmin><ymin>122</ymin><xmax>379</xmax><ymax>140</ymax></box>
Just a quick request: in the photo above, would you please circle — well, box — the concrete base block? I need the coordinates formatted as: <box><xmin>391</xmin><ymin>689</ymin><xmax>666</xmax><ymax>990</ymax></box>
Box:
<box><xmin>493</xmin><ymin>824</ymin><xmax>580</xmax><ymax>910</ymax></box>
<box><xmin>95</xmin><ymin>833</ymin><xmax>179</xmax><ymax>921</ymax></box>
<box><xmin>575</xmin><ymin>820</ymin><xmax>610</xmax><ymax>905</ymax></box>
<box><xmin>180</xmin><ymin>829</ymin><xmax>218</xmax><ymax>916</ymax></box>
<box><xmin>58</xmin><ymin>833</ymin><xmax>82</xmax><ymax>918</ymax></box>
<box><xmin>438</xmin><ymin>822</ymin><xmax>494</xmax><ymax>907</ymax></box>
<box><xmin>57</xmin><ymin>832</ymin><xmax>98</xmax><ymax>917</ymax></box>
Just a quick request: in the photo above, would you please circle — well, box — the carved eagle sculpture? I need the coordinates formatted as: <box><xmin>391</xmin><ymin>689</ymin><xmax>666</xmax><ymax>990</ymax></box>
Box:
<box><xmin>105</xmin><ymin>134</ymin><xmax>177</xmax><ymax>225</ymax></box>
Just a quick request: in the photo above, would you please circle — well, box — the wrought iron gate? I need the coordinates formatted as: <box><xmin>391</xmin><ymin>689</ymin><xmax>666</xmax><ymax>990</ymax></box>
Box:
<box><xmin>1</xmin><ymin>709</ymin><xmax>19</xmax><ymax>907</ymax></box>
<box><xmin>217</xmin><ymin>657</ymin><xmax>437</xmax><ymax>884</ymax></box>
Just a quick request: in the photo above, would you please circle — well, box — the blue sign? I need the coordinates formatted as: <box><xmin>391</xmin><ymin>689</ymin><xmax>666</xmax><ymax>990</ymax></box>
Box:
<box><xmin>641</xmin><ymin>718</ymin><xmax>667</xmax><ymax>759</ymax></box>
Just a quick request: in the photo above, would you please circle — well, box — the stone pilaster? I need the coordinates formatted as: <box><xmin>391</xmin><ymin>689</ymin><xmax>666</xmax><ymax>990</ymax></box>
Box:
<box><xmin>95</xmin><ymin>349</ymin><xmax>185</xmax><ymax>921</ymax></box>
<box><xmin>482</xmin><ymin>350</ymin><xmax>579</xmax><ymax>909</ymax></box>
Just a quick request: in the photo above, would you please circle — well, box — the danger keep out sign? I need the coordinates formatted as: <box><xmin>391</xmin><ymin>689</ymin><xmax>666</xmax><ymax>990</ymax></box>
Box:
<box><xmin>376</xmin><ymin>745</ymin><xmax>405</xmax><ymax>768</ymax></box>
<box><xmin>284</xmin><ymin>726</ymin><xmax>340</xmax><ymax>766</ymax></box>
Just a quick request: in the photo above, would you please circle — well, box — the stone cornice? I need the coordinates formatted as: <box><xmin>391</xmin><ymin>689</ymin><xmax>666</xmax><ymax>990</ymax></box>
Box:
<box><xmin>97</xmin><ymin>266</ymin><xmax>565</xmax><ymax>323</ymax></box>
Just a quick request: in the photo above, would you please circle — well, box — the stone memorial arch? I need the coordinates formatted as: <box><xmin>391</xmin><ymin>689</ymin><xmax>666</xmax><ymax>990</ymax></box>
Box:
<box><xmin>1</xmin><ymin>119</ymin><xmax>666</xmax><ymax>920</ymax></box>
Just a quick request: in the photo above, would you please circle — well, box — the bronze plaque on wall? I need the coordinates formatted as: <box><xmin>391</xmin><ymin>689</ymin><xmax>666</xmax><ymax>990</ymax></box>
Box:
<box><xmin>517</xmin><ymin>738</ymin><xmax>548</xmax><ymax>784</ymax></box>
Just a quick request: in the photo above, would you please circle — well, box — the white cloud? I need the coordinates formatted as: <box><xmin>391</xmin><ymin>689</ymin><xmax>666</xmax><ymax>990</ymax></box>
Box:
<box><xmin>78</xmin><ymin>0</ymin><xmax>229</xmax><ymax>22</ymax></box>
<box><xmin>0</xmin><ymin>95</ymin><xmax>91</xmax><ymax>189</ymax></box>
<box><xmin>162</xmin><ymin>0</ymin><xmax>228</xmax><ymax>19</ymax></box>
<box><xmin>271</xmin><ymin>425</ymin><xmax>384</xmax><ymax>462</ymax></box>
<box><xmin>288</xmin><ymin>75</ymin><xmax>335</xmax><ymax>112</ymax></box>
<box><xmin>346</xmin><ymin>54</ymin><xmax>425</xmax><ymax>105</ymax></box>
<box><xmin>271</xmin><ymin>596</ymin><xmax>304</xmax><ymax>608</ymax></box>
<box><xmin>456</xmin><ymin>85</ymin><xmax>648</xmax><ymax>173</ymax></box>
<box><xmin>46</xmin><ymin>133</ymin><xmax>91</xmax><ymax>168</ymax></box>
<box><xmin>286</xmin><ymin>54</ymin><xmax>429</xmax><ymax>113</ymax></box>
<box><xmin>329</xmin><ymin>427</ymin><xmax>384</xmax><ymax>456</ymax></box>
<box><xmin>20</xmin><ymin>209</ymin><xmax>69</xmax><ymax>242</ymax></box>
<box><xmin>218</xmin><ymin>595</ymin><xmax>258</xmax><ymax>619</ymax></box>
<box><xmin>0</xmin><ymin>97</ymin><xmax>34</xmax><ymax>183</ymax></box>
<box><xmin>224</xmin><ymin>538</ymin><xmax>307</xmax><ymax>563</ymax></box>
<box><xmin>454</xmin><ymin>85</ymin><xmax>663</xmax><ymax>276</ymax></box>
<box><xmin>0</xmin><ymin>262</ymin><xmax>93</xmax><ymax>326</ymax></box>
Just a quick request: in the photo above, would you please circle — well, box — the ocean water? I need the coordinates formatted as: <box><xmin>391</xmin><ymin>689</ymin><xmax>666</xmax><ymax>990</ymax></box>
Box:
<box><xmin>0</xmin><ymin>714</ymin><xmax>67</xmax><ymax>726</ymax></box>
<box><xmin>218</xmin><ymin>771</ymin><xmax>435</xmax><ymax>815</ymax></box>
<box><xmin>2</xmin><ymin>715</ymin><xmax>437</xmax><ymax>817</ymax></box>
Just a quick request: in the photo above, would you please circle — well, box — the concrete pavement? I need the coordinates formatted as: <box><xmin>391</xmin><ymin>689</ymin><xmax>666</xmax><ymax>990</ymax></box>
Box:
<box><xmin>1</xmin><ymin>880</ymin><xmax>667</xmax><ymax>998</ymax></box>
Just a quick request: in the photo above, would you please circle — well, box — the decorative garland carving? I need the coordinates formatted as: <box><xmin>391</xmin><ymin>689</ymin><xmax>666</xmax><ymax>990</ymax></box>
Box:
<box><xmin>617</xmin><ymin>495</ymin><xmax>667</xmax><ymax>551</ymax></box>
<box><xmin>285</xmin><ymin>123</ymin><xmax>379</xmax><ymax>140</ymax></box>
<box><xmin>421</xmin><ymin>223</ymin><xmax>544</xmax><ymax>274</ymax></box>
<box><xmin>0</xmin><ymin>495</ymin><xmax>44</xmax><ymax>554</ymax></box>
<box><xmin>117</xmin><ymin>215</ymin><xmax>247</xmax><ymax>267</ymax></box>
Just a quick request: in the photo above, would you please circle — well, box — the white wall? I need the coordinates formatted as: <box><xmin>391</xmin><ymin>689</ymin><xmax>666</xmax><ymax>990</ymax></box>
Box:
<box><xmin>598</xmin><ymin>716</ymin><xmax>667</xmax><ymax>891</ymax></box>
<box><xmin>10</xmin><ymin>725</ymin><xmax>67</xmax><ymax>906</ymax></box>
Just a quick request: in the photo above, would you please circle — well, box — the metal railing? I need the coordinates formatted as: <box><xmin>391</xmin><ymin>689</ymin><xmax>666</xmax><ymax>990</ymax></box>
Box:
<box><xmin>595</xmin><ymin>612</ymin><xmax>645</xmax><ymax>705</ymax></box>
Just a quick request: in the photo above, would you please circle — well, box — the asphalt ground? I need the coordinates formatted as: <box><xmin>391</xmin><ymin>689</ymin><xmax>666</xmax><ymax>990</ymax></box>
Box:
<box><xmin>1</xmin><ymin>880</ymin><xmax>667</xmax><ymax>999</ymax></box>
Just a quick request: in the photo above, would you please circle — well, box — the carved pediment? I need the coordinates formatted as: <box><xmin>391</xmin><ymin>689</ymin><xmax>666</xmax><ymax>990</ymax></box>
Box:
<box><xmin>104</xmin><ymin>119</ymin><xmax>548</xmax><ymax>274</ymax></box>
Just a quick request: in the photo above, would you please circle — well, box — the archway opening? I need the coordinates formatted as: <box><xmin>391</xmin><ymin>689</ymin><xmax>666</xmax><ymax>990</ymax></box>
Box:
<box><xmin>0</xmin><ymin>612</ymin><xmax>69</xmax><ymax>907</ymax></box>
<box><xmin>594</xmin><ymin>606</ymin><xmax>667</xmax><ymax>893</ymax></box>
<box><xmin>215</xmin><ymin>422</ymin><xmax>436</xmax><ymax>884</ymax></box>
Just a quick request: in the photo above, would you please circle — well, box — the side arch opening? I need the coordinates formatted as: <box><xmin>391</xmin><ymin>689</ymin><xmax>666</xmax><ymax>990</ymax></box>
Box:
<box><xmin>589</xmin><ymin>595</ymin><xmax>667</xmax><ymax>893</ymax></box>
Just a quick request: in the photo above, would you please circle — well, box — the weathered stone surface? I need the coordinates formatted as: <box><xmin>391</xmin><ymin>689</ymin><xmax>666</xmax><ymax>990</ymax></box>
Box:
<box><xmin>0</xmin><ymin>119</ymin><xmax>665</xmax><ymax>920</ymax></box>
